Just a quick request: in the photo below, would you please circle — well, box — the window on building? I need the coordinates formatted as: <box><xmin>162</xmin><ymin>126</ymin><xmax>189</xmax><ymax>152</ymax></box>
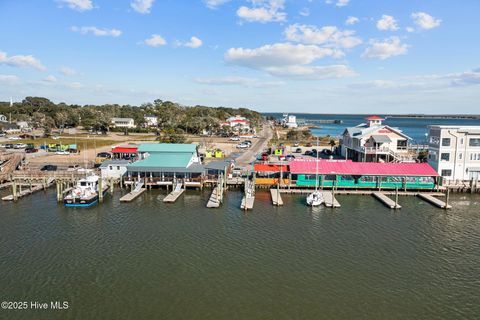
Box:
<box><xmin>117</xmin><ymin>166</ymin><xmax>120</xmax><ymax>170</ymax></box>
<box><xmin>441</xmin><ymin>138</ymin><xmax>451</xmax><ymax>147</ymax></box>
<box><xmin>440</xmin><ymin>153</ymin><xmax>450</xmax><ymax>161</ymax></box>
<box><xmin>469</xmin><ymin>138</ymin><xmax>480</xmax><ymax>147</ymax></box>
<box><xmin>459</xmin><ymin>153</ymin><xmax>463</xmax><ymax>160</ymax></box>
<box><xmin>460</xmin><ymin>138</ymin><xmax>464</xmax><ymax>144</ymax></box>
<box><xmin>109</xmin><ymin>166</ymin><xmax>113</xmax><ymax>170</ymax></box>
<box><xmin>441</xmin><ymin>170</ymin><xmax>452</xmax><ymax>177</ymax></box>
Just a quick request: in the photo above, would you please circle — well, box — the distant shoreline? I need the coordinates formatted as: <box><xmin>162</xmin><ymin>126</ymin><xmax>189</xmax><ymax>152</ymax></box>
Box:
<box><xmin>263</xmin><ymin>112</ymin><xmax>480</xmax><ymax>120</ymax></box>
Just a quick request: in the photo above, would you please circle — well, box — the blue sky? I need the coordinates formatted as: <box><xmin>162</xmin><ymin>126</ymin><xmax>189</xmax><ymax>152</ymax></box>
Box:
<box><xmin>1</xmin><ymin>0</ymin><xmax>479</xmax><ymax>113</ymax></box>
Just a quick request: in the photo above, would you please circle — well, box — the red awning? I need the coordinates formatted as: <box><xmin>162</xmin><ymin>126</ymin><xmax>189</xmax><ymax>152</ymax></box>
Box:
<box><xmin>289</xmin><ymin>160</ymin><xmax>439</xmax><ymax>177</ymax></box>
<box><xmin>112</xmin><ymin>146</ymin><xmax>138</xmax><ymax>153</ymax></box>
<box><xmin>254</xmin><ymin>164</ymin><xmax>289</xmax><ymax>172</ymax></box>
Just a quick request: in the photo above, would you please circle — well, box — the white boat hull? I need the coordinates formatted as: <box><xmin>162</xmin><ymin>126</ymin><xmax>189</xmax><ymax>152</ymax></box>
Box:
<box><xmin>307</xmin><ymin>191</ymin><xmax>324</xmax><ymax>207</ymax></box>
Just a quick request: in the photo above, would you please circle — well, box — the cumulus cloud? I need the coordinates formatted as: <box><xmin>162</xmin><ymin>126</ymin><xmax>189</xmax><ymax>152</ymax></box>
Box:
<box><xmin>411</xmin><ymin>12</ymin><xmax>441</xmax><ymax>30</ymax></box>
<box><xmin>203</xmin><ymin>0</ymin><xmax>231</xmax><ymax>9</ymax></box>
<box><xmin>284</xmin><ymin>24</ymin><xmax>362</xmax><ymax>49</ymax></box>
<box><xmin>362</xmin><ymin>37</ymin><xmax>409</xmax><ymax>60</ymax></box>
<box><xmin>299</xmin><ymin>8</ymin><xmax>310</xmax><ymax>17</ymax></box>
<box><xmin>0</xmin><ymin>50</ymin><xmax>46</xmax><ymax>71</ymax></box>
<box><xmin>71</xmin><ymin>26</ymin><xmax>122</xmax><ymax>37</ymax></box>
<box><xmin>225</xmin><ymin>43</ymin><xmax>355</xmax><ymax>80</ymax></box>
<box><xmin>58</xmin><ymin>0</ymin><xmax>93</xmax><ymax>11</ymax></box>
<box><xmin>376</xmin><ymin>15</ymin><xmax>398</xmax><ymax>31</ymax></box>
<box><xmin>60</xmin><ymin>66</ymin><xmax>77</xmax><ymax>76</ymax></box>
<box><xmin>43</xmin><ymin>75</ymin><xmax>58</xmax><ymax>83</ymax></box>
<box><xmin>345</xmin><ymin>16</ymin><xmax>359</xmax><ymax>25</ymax></box>
<box><xmin>176</xmin><ymin>36</ymin><xmax>203</xmax><ymax>49</ymax></box>
<box><xmin>130</xmin><ymin>0</ymin><xmax>155</xmax><ymax>14</ymax></box>
<box><xmin>0</xmin><ymin>74</ymin><xmax>20</xmax><ymax>85</ymax></box>
<box><xmin>144</xmin><ymin>34</ymin><xmax>167</xmax><ymax>47</ymax></box>
<box><xmin>326</xmin><ymin>0</ymin><xmax>349</xmax><ymax>7</ymax></box>
<box><xmin>237</xmin><ymin>0</ymin><xmax>286</xmax><ymax>23</ymax></box>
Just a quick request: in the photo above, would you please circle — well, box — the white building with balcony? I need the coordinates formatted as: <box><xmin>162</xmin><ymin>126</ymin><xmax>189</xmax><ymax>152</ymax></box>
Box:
<box><xmin>223</xmin><ymin>115</ymin><xmax>250</xmax><ymax>132</ymax></box>
<box><xmin>427</xmin><ymin>125</ymin><xmax>480</xmax><ymax>181</ymax></box>
<box><xmin>340</xmin><ymin>116</ymin><xmax>412</xmax><ymax>163</ymax></box>
<box><xmin>144</xmin><ymin>114</ymin><xmax>158</xmax><ymax>127</ymax></box>
<box><xmin>282</xmin><ymin>114</ymin><xmax>298</xmax><ymax>128</ymax></box>
<box><xmin>111</xmin><ymin>118</ymin><xmax>135</xmax><ymax>129</ymax></box>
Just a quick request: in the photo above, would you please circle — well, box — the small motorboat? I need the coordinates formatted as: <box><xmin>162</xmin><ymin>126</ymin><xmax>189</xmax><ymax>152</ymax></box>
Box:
<box><xmin>307</xmin><ymin>191</ymin><xmax>324</xmax><ymax>207</ymax></box>
<box><xmin>63</xmin><ymin>175</ymin><xmax>108</xmax><ymax>207</ymax></box>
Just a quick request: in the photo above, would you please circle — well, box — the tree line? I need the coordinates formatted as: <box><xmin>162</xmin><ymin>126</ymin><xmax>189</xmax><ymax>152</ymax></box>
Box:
<box><xmin>0</xmin><ymin>97</ymin><xmax>264</xmax><ymax>138</ymax></box>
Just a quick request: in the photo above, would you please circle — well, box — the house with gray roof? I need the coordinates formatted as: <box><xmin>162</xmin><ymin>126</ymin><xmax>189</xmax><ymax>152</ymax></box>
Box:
<box><xmin>340</xmin><ymin>116</ymin><xmax>412</xmax><ymax>163</ymax></box>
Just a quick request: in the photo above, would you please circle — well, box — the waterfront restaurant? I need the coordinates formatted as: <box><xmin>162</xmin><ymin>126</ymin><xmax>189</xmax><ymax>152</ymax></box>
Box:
<box><xmin>289</xmin><ymin>159</ymin><xmax>439</xmax><ymax>190</ymax></box>
<box><xmin>126</xmin><ymin>143</ymin><xmax>205</xmax><ymax>186</ymax></box>
<box><xmin>111</xmin><ymin>145</ymin><xmax>138</xmax><ymax>160</ymax></box>
<box><xmin>254</xmin><ymin>163</ymin><xmax>290</xmax><ymax>185</ymax></box>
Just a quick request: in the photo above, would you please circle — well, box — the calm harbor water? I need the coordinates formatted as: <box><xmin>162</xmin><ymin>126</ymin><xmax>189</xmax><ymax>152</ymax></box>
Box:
<box><xmin>265</xmin><ymin>113</ymin><xmax>480</xmax><ymax>143</ymax></box>
<box><xmin>1</xmin><ymin>188</ymin><xmax>479</xmax><ymax>319</ymax></box>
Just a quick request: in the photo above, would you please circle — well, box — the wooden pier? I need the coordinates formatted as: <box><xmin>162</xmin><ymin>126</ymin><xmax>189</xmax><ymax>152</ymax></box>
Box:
<box><xmin>321</xmin><ymin>191</ymin><xmax>341</xmax><ymax>208</ymax></box>
<box><xmin>373</xmin><ymin>192</ymin><xmax>401</xmax><ymax>209</ymax></box>
<box><xmin>418</xmin><ymin>193</ymin><xmax>452</xmax><ymax>209</ymax></box>
<box><xmin>120</xmin><ymin>180</ymin><xmax>146</xmax><ymax>202</ymax></box>
<box><xmin>240</xmin><ymin>178</ymin><xmax>255</xmax><ymax>210</ymax></box>
<box><xmin>2</xmin><ymin>180</ymin><xmax>53</xmax><ymax>201</ymax></box>
<box><xmin>270</xmin><ymin>189</ymin><xmax>283</xmax><ymax>206</ymax></box>
<box><xmin>206</xmin><ymin>187</ymin><xmax>223</xmax><ymax>208</ymax></box>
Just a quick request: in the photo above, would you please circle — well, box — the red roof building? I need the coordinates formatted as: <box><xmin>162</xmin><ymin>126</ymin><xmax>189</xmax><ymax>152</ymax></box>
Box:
<box><xmin>112</xmin><ymin>146</ymin><xmax>138</xmax><ymax>154</ymax></box>
<box><xmin>289</xmin><ymin>159</ymin><xmax>439</xmax><ymax>177</ymax></box>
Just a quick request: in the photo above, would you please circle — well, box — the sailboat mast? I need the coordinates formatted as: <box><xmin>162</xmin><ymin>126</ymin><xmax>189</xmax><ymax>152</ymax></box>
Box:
<box><xmin>315</xmin><ymin>137</ymin><xmax>319</xmax><ymax>191</ymax></box>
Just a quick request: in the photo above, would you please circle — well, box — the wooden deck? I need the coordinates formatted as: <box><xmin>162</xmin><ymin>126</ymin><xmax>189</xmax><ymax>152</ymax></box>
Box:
<box><xmin>417</xmin><ymin>193</ymin><xmax>452</xmax><ymax>209</ymax></box>
<box><xmin>119</xmin><ymin>188</ymin><xmax>146</xmax><ymax>202</ymax></box>
<box><xmin>270</xmin><ymin>189</ymin><xmax>283</xmax><ymax>206</ymax></box>
<box><xmin>373</xmin><ymin>192</ymin><xmax>401</xmax><ymax>209</ymax></box>
<box><xmin>321</xmin><ymin>191</ymin><xmax>341</xmax><ymax>208</ymax></box>
<box><xmin>164</xmin><ymin>183</ymin><xmax>185</xmax><ymax>203</ymax></box>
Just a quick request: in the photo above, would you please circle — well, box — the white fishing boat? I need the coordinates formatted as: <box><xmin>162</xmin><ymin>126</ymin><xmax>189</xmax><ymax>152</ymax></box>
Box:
<box><xmin>63</xmin><ymin>175</ymin><xmax>108</xmax><ymax>207</ymax></box>
<box><xmin>306</xmin><ymin>138</ymin><xmax>324</xmax><ymax>207</ymax></box>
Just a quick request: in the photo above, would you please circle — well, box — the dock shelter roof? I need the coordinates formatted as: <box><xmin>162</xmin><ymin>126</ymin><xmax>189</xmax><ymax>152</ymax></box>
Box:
<box><xmin>289</xmin><ymin>160</ymin><xmax>439</xmax><ymax>177</ymax></box>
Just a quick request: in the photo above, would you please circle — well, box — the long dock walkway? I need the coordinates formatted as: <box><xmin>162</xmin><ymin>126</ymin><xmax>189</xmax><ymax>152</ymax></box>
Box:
<box><xmin>270</xmin><ymin>189</ymin><xmax>283</xmax><ymax>206</ymax></box>
<box><xmin>321</xmin><ymin>191</ymin><xmax>341</xmax><ymax>208</ymax></box>
<box><xmin>240</xmin><ymin>179</ymin><xmax>255</xmax><ymax>210</ymax></box>
<box><xmin>164</xmin><ymin>183</ymin><xmax>184</xmax><ymax>203</ymax></box>
<box><xmin>418</xmin><ymin>193</ymin><xmax>452</xmax><ymax>209</ymax></box>
<box><xmin>373</xmin><ymin>192</ymin><xmax>401</xmax><ymax>209</ymax></box>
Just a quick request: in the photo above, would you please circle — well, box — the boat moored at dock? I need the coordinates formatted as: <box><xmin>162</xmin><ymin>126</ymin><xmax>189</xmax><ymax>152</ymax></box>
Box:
<box><xmin>63</xmin><ymin>175</ymin><xmax>108</xmax><ymax>207</ymax></box>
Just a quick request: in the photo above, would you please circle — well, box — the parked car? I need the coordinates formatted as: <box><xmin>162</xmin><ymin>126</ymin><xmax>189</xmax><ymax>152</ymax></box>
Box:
<box><xmin>25</xmin><ymin>147</ymin><xmax>38</xmax><ymax>153</ymax></box>
<box><xmin>8</xmin><ymin>136</ymin><xmax>21</xmax><ymax>140</ymax></box>
<box><xmin>13</xmin><ymin>143</ymin><xmax>27</xmax><ymax>149</ymax></box>
<box><xmin>294</xmin><ymin>148</ymin><xmax>302</xmax><ymax>153</ymax></box>
<box><xmin>52</xmin><ymin>136</ymin><xmax>61</xmax><ymax>140</ymax></box>
<box><xmin>244</xmin><ymin>140</ymin><xmax>252</xmax><ymax>145</ymax></box>
<box><xmin>0</xmin><ymin>132</ymin><xmax>6</xmax><ymax>137</ymax></box>
<box><xmin>229</xmin><ymin>136</ymin><xmax>240</xmax><ymax>141</ymax></box>
<box><xmin>55</xmin><ymin>150</ymin><xmax>70</xmax><ymax>155</ymax></box>
<box><xmin>304</xmin><ymin>150</ymin><xmax>313</xmax><ymax>156</ymax></box>
<box><xmin>67</xmin><ymin>165</ymin><xmax>80</xmax><ymax>171</ymax></box>
<box><xmin>5</xmin><ymin>144</ymin><xmax>14</xmax><ymax>149</ymax></box>
<box><xmin>322</xmin><ymin>149</ymin><xmax>333</xmax><ymax>155</ymax></box>
<box><xmin>236</xmin><ymin>143</ymin><xmax>249</xmax><ymax>149</ymax></box>
<box><xmin>40</xmin><ymin>165</ymin><xmax>57</xmax><ymax>171</ymax></box>
<box><xmin>285</xmin><ymin>155</ymin><xmax>296</xmax><ymax>161</ymax></box>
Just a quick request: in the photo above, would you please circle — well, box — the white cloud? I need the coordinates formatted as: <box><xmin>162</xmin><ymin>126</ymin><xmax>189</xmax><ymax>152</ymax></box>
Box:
<box><xmin>0</xmin><ymin>74</ymin><xmax>20</xmax><ymax>85</ymax></box>
<box><xmin>0</xmin><ymin>50</ymin><xmax>46</xmax><ymax>71</ymax></box>
<box><xmin>71</xmin><ymin>26</ymin><xmax>122</xmax><ymax>37</ymax></box>
<box><xmin>284</xmin><ymin>24</ymin><xmax>362</xmax><ymax>49</ymax></box>
<box><xmin>43</xmin><ymin>75</ymin><xmax>58</xmax><ymax>83</ymax></box>
<box><xmin>130</xmin><ymin>0</ymin><xmax>155</xmax><ymax>14</ymax></box>
<box><xmin>204</xmin><ymin>0</ymin><xmax>231</xmax><ymax>9</ymax></box>
<box><xmin>376</xmin><ymin>15</ymin><xmax>398</xmax><ymax>31</ymax></box>
<box><xmin>225</xmin><ymin>43</ymin><xmax>355</xmax><ymax>80</ymax></box>
<box><xmin>411</xmin><ymin>12</ymin><xmax>441</xmax><ymax>30</ymax></box>
<box><xmin>60</xmin><ymin>66</ymin><xmax>77</xmax><ymax>76</ymax></box>
<box><xmin>237</xmin><ymin>0</ymin><xmax>286</xmax><ymax>23</ymax></box>
<box><xmin>177</xmin><ymin>36</ymin><xmax>203</xmax><ymax>49</ymax></box>
<box><xmin>406</xmin><ymin>27</ymin><xmax>415</xmax><ymax>33</ymax></box>
<box><xmin>299</xmin><ymin>8</ymin><xmax>310</xmax><ymax>17</ymax></box>
<box><xmin>144</xmin><ymin>34</ymin><xmax>167</xmax><ymax>47</ymax></box>
<box><xmin>326</xmin><ymin>0</ymin><xmax>349</xmax><ymax>7</ymax></box>
<box><xmin>345</xmin><ymin>16</ymin><xmax>359</xmax><ymax>25</ymax></box>
<box><xmin>58</xmin><ymin>0</ymin><xmax>93</xmax><ymax>11</ymax></box>
<box><xmin>362</xmin><ymin>37</ymin><xmax>409</xmax><ymax>60</ymax></box>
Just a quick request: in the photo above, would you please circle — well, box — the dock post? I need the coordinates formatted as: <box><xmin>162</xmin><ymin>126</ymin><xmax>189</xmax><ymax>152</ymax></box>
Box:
<box><xmin>56</xmin><ymin>181</ymin><xmax>61</xmax><ymax>202</ymax></box>
<box><xmin>445</xmin><ymin>188</ymin><xmax>450</xmax><ymax>210</ymax></box>
<box><xmin>110</xmin><ymin>179</ymin><xmax>114</xmax><ymax>194</ymax></box>
<box><xmin>98</xmin><ymin>178</ymin><xmax>103</xmax><ymax>203</ymax></box>
<box><xmin>395</xmin><ymin>187</ymin><xmax>399</xmax><ymax>209</ymax></box>
<box><xmin>12</xmin><ymin>179</ymin><xmax>17</xmax><ymax>201</ymax></box>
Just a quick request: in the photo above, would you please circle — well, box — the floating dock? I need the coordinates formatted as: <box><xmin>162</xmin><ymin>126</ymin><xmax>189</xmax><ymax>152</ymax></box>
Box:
<box><xmin>120</xmin><ymin>181</ymin><xmax>146</xmax><ymax>202</ymax></box>
<box><xmin>240</xmin><ymin>196</ymin><xmax>254</xmax><ymax>210</ymax></box>
<box><xmin>373</xmin><ymin>192</ymin><xmax>401</xmax><ymax>209</ymax></box>
<box><xmin>241</xmin><ymin>179</ymin><xmax>255</xmax><ymax>210</ymax></box>
<box><xmin>270</xmin><ymin>189</ymin><xmax>283</xmax><ymax>206</ymax></box>
<box><xmin>163</xmin><ymin>183</ymin><xmax>184</xmax><ymax>203</ymax></box>
<box><xmin>417</xmin><ymin>193</ymin><xmax>452</xmax><ymax>209</ymax></box>
<box><xmin>321</xmin><ymin>191</ymin><xmax>341</xmax><ymax>208</ymax></box>
<box><xmin>206</xmin><ymin>187</ymin><xmax>223</xmax><ymax>208</ymax></box>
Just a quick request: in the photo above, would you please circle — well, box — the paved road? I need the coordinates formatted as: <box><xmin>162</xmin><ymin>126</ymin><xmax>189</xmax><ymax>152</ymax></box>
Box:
<box><xmin>234</xmin><ymin>123</ymin><xmax>273</xmax><ymax>168</ymax></box>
